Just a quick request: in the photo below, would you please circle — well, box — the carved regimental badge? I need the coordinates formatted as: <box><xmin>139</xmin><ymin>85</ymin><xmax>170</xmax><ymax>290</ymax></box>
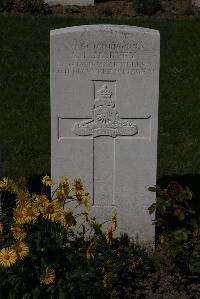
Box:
<box><xmin>72</xmin><ymin>84</ymin><xmax>138</xmax><ymax>138</ymax></box>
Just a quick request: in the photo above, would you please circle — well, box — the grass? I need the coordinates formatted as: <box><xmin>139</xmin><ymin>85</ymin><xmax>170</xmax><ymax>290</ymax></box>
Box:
<box><xmin>0</xmin><ymin>16</ymin><xmax>200</xmax><ymax>180</ymax></box>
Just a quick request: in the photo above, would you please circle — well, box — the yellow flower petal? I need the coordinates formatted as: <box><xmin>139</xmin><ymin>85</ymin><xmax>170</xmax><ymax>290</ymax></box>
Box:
<box><xmin>42</xmin><ymin>176</ymin><xmax>54</xmax><ymax>187</ymax></box>
<box><xmin>73</xmin><ymin>177</ymin><xmax>84</xmax><ymax>192</ymax></box>
<box><xmin>12</xmin><ymin>241</ymin><xmax>29</xmax><ymax>259</ymax></box>
<box><xmin>111</xmin><ymin>212</ymin><xmax>117</xmax><ymax>231</ymax></box>
<box><xmin>40</xmin><ymin>267</ymin><xmax>55</xmax><ymax>285</ymax></box>
<box><xmin>0</xmin><ymin>247</ymin><xmax>17</xmax><ymax>268</ymax></box>
<box><xmin>0</xmin><ymin>222</ymin><xmax>3</xmax><ymax>233</ymax></box>
<box><xmin>11</xmin><ymin>225</ymin><xmax>26</xmax><ymax>240</ymax></box>
<box><xmin>105</xmin><ymin>227</ymin><xmax>113</xmax><ymax>245</ymax></box>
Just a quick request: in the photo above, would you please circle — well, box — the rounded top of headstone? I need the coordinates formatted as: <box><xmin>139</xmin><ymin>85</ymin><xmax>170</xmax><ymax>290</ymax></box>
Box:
<box><xmin>50</xmin><ymin>24</ymin><xmax>160</xmax><ymax>37</ymax></box>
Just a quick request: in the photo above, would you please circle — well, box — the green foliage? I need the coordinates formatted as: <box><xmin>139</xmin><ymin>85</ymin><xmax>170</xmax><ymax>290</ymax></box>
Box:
<box><xmin>149</xmin><ymin>181</ymin><xmax>200</xmax><ymax>276</ymax></box>
<box><xmin>0</xmin><ymin>176</ymin><xmax>200</xmax><ymax>297</ymax></box>
<box><xmin>0</xmin><ymin>177</ymin><xmax>153</xmax><ymax>298</ymax></box>
<box><xmin>133</xmin><ymin>0</ymin><xmax>161</xmax><ymax>15</ymax></box>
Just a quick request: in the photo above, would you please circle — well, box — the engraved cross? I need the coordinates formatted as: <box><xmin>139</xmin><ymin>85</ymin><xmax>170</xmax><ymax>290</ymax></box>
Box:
<box><xmin>58</xmin><ymin>81</ymin><xmax>151</xmax><ymax>209</ymax></box>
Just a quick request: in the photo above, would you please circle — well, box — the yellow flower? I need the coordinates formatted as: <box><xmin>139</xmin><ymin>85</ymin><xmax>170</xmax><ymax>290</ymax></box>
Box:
<box><xmin>64</xmin><ymin>208</ymin><xmax>75</xmax><ymax>228</ymax></box>
<box><xmin>0</xmin><ymin>222</ymin><xmax>3</xmax><ymax>233</ymax></box>
<box><xmin>12</xmin><ymin>241</ymin><xmax>29</xmax><ymax>259</ymax></box>
<box><xmin>11</xmin><ymin>225</ymin><xmax>26</xmax><ymax>240</ymax></box>
<box><xmin>33</xmin><ymin>195</ymin><xmax>49</xmax><ymax>212</ymax></box>
<box><xmin>42</xmin><ymin>176</ymin><xmax>54</xmax><ymax>187</ymax></box>
<box><xmin>60</xmin><ymin>176</ymin><xmax>70</xmax><ymax>195</ymax></box>
<box><xmin>0</xmin><ymin>177</ymin><xmax>9</xmax><ymax>189</ymax></box>
<box><xmin>55</xmin><ymin>177</ymin><xmax>70</xmax><ymax>203</ymax></box>
<box><xmin>111</xmin><ymin>212</ymin><xmax>117</xmax><ymax>231</ymax></box>
<box><xmin>0</xmin><ymin>247</ymin><xmax>17</xmax><ymax>268</ymax></box>
<box><xmin>74</xmin><ymin>190</ymin><xmax>85</xmax><ymax>204</ymax></box>
<box><xmin>61</xmin><ymin>176</ymin><xmax>68</xmax><ymax>183</ymax></box>
<box><xmin>86</xmin><ymin>241</ymin><xmax>96</xmax><ymax>259</ymax></box>
<box><xmin>105</xmin><ymin>226</ymin><xmax>113</xmax><ymax>245</ymax></box>
<box><xmin>13</xmin><ymin>204</ymin><xmax>39</xmax><ymax>224</ymax></box>
<box><xmin>13</xmin><ymin>207</ymin><xmax>26</xmax><ymax>225</ymax></box>
<box><xmin>51</xmin><ymin>203</ymin><xmax>65</xmax><ymax>223</ymax></box>
<box><xmin>40</xmin><ymin>267</ymin><xmax>55</xmax><ymax>285</ymax></box>
<box><xmin>83</xmin><ymin>195</ymin><xmax>91</xmax><ymax>210</ymax></box>
<box><xmin>16</xmin><ymin>190</ymin><xmax>30</xmax><ymax>207</ymax></box>
<box><xmin>72</xmin><ymin>179</ymin><xmax>90</xmax><ymax>207</ymax></box>
<box><xmin>73</xmin><ymin>177</ymin><xmax>84</xmax><ymax>192</ymax></box>
<box><xmin>129</xmin><ymin>258</ymin><xmax>142</xmax><ymax>272</ymax></box>
<box><xmin>0</xmin><ymin>177</ymin><xmax>17</xmax><ymax>193</ymax></box>
<box><xmin>22</xmin><ymin>204</ymin><xmax>39</xmax><ymax>223</ymax></box>
<box><xmin>42</xmin><ymin>201</ymin><xmax>63</xmax><ymax>222</ymax></box>
<box><xmin>55</xmin><ymin>189</ymin><xmax>65</xmax><ymax>203</ymax></box>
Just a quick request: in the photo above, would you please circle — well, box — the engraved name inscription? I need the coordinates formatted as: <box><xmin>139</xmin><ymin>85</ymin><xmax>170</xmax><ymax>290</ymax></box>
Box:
<box><xmin>72</xmin><ymin>84</ymin><xmax>138</xmax><ymax>138</ymax></box>
<box><xmin>53</xmin><ymin>39</ymin><xmax>155</xmax><ymax>76</ymax></box>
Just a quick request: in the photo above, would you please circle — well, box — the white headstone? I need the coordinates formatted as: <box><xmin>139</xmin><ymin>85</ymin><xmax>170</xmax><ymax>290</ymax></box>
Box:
<box><xmin>51</xmin><ymin>25</ymin><xmax>160</xmax><ymax>241</ymax></box>
<box><xmin>45</xmin><ymin>0</ymin><xmax>94</xmax><ymax>6</ymax></box>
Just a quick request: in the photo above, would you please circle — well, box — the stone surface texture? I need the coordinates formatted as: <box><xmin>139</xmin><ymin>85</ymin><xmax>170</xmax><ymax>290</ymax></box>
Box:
<box><xmin>51</xmin><ymin>25</ymin><xmax>160</xmax><ymax>241</ymax></box>
<box><xmin>45</xmin><ymin>0</ymin><xmax>94</xmax><ymax>6</ymax></box>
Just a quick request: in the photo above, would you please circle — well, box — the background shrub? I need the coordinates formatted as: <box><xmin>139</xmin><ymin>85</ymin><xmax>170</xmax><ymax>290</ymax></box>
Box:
<box><xmin>133</xmin><ymin>0</ymin><xmax>161</xmax><ymax>15</ymax></box>
<box><xmin>17</xmin><ymin>0</ymin><xmax>47</xmax><ymax>14</ymax></box>
<box><xmin>149</xmin><ymin>181</ymin><xmax>200</xmax><ymax>276</ymax></box>
<box><xmin>0</xmin><ymin>0</ymin><xmax>13</xmax><ymax>12</ymax></box>
<box><xmin>0</xmin><ymin>0</ymin><xmax>47</xmax><ymax>14</ymax></box>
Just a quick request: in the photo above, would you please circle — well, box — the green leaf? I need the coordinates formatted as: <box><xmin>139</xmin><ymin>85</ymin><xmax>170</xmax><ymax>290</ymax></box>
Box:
<box><xmin>148</xmin><ymin>186</ymin><xmax>157</xmax><ymax>192</ymax></box>
<box><xmin>148</xmin><ymin>203</ymin><xmax>156</xmax><ymax>214</ymax></box>
<box><xmin>32</xmin><ymin>287</ymin><xmax>41</xmax><ymax>298</ymax></box>
<box><xmin>174</xmin><ymin>209</ymin><xmax>185</xmax><ymax>221</ymax></box>
<box><xmin>59</xmin><ymin>291</ymin><xmax>68</xmax><ymax>299</ymax></box>
<box><xmin>173</xmin><ymin>229</ymin><xmax>189</xmax><ymax>241</ymax></box>
<box><xmin>185</xmin><ymin>186</ymin><xmax>193</xmax><ymax>200</ymax></box>
<box><xmin>47</xmin><ymin>285</ymin><xmax>57</xmax><ymax>294</ymax></box>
